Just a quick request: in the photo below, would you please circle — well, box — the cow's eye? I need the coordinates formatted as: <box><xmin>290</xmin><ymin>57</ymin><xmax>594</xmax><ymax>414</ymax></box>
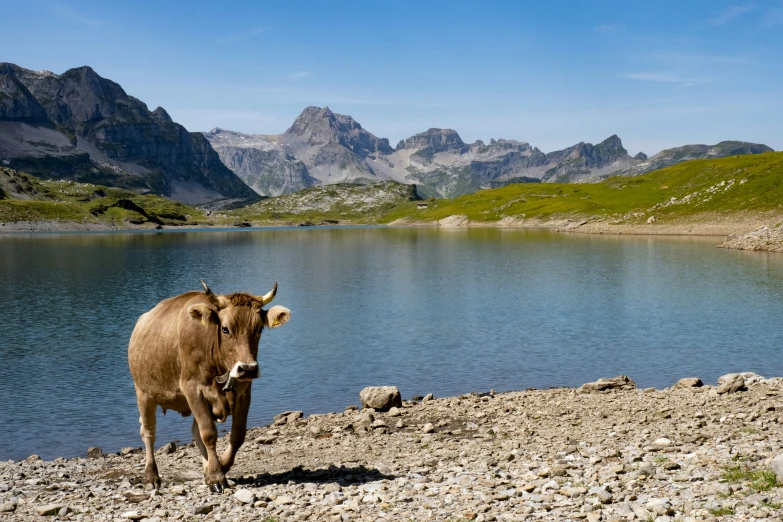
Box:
<box><xmin>221</xmin><ymin>326</ymin><xmax>229</xmax><ymax>335</ymax></box>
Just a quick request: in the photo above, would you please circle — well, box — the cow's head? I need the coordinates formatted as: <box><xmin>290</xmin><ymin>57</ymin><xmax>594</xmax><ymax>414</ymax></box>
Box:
<box><xmin>188</xmin><ymin>281</ymin><xmax>290</xmax><ymax>390</ymax></box>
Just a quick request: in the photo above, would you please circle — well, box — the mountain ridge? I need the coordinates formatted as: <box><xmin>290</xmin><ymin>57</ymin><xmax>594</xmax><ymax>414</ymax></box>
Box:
<box><xmin>0</xmin><ymin>63</ymin><xmax>259</xmax><ymax>208</ymax></box>
<box><xmin>207</xmin><ymin>106</ymin><xmax>773</xmax><ymax>198</ymax></box>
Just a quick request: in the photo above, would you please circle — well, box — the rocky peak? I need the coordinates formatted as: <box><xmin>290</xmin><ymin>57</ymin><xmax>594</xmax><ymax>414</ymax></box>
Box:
<box><xmin>397</xmin><ymin>128</ymin><xmax>466</xmax><ymax>153</ymax></box>
<box><xmin>598</xmin><ymin>134</ymin><xmax>624</xmax><ymax>151</ymax></box>
<box><xmin>634</xmin><ymin>152</ymin><xmax>648</xmax><ymax>161</ymax></box>
<box><xmin>152</xmin><ymin>106</ymin><xmax>172</xmax><ymax>123</ymax></box>
<box><xmin>283</xmin><ymin>106</ymin><xmax>392</xmax><ymax>157</ymax></box>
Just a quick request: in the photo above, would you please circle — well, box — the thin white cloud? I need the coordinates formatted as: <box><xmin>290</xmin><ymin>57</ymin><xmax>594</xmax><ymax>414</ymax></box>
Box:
<box><xmin>51</xmin><ymin>3</ymin><xmax>106</xmax><ymax>27</ymax></box>
<box><xmin>593</xmin><ymin>24</ymin><xmax>622</xmax><ymax>33</ymax></box>
<box><xmin>708</xmin><ymin>3</ymin><xmax>755</xmax><ymax>26</ymax></box>
<box><xmin>216</xmin><ymin>26</ymin><xmax>268</xmax><ymax>44</ymax></box>
<box><xmin>288</xmin><ymin>71</ymin><xmax>310</xmax><ymax>81</ymax></box>
<box><xmin>623</xmin><ymin>72</ymin><xmax>705</xmax><ymax>87</ymax></box>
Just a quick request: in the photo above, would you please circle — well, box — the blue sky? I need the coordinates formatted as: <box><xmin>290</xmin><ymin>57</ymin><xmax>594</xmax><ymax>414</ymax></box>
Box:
<box><xmin>5</xmin><ymin>1</ymin><xmax>782</xmax><ymax>155</ymax></box>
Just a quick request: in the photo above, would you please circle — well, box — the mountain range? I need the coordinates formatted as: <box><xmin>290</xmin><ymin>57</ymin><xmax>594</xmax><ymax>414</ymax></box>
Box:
<box><xmin>0</xmin><ymin>63</ymin><xmax>773</xmax><ymax>204</ymax></box>
<box><xmin>0</xmin><ymin>63</ymin><xmax>258</xmax><ymax>207</ymax></box>
<box><xmin>204</xmin><ymin>106</ymin><xmax>773</xmax><ymax>198</ymax></box>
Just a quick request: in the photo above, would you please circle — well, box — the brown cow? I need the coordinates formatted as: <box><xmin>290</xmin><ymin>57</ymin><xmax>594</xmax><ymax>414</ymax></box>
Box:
<box><xmin>128</xmin><ymin>281</ymin><xmax>290</xmax><ymax>491</ymax></box>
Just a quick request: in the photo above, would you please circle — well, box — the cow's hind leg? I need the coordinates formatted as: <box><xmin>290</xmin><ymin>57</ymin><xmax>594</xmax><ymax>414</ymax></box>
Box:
<box><xmin>136</xmin><ymin>390</ymin><xmax>161</xmax><ymax>489</ymax></box>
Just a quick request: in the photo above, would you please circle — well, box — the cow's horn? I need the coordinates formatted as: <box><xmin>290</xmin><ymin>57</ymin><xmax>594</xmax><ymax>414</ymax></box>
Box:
<box><xmin>258</xmin><ymin>282</ymin><xmax>278</xmax><ymax>306</ymax></box>
<box><xmin>200</xmin><ymin>280</ymin><xmax>213</xmax><ymax>295</ymax></box>
<box><xmin>201</xmin><ymin>280</ymin><xmax>221</xmax><ymax>306</ymax></box>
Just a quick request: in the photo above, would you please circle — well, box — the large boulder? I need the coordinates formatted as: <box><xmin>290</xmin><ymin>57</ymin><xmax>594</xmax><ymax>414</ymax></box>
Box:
<box><xmin>360</xmin><ymin>386</ymin><xmax>402</xmax><ymax>411</ymax></box>
<box><xmin>716</xmin><ymin>373</ymin><xmax>747</xmax><ymax>394</ymax></box>
<box><xmin>579</xmin><ymin>375</ymin><xmax>636</xmax><ymax>393</ymax></box>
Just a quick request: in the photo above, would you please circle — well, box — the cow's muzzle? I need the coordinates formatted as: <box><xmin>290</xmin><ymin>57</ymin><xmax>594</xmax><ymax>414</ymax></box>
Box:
<box><xmin>216</xmin><ymin>362</ymin><xmax>260</xmax><ymax>392</ymax></box>
<box><xmin>233</xmin><ymin>362</ymin><xmax>260</xmax><ymax>380</ymax></box>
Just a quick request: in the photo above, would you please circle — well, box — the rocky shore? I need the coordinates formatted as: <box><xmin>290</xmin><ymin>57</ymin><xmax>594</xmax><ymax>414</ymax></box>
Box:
<box><xmin>3</xmin><ymin>373</ymin><xmax>783</xmax><ymax>521</ymax></box>
<box><xmin>720</xmin><ymin>224</ymin><xmax>783</xmax><ymax>253</ymax></box>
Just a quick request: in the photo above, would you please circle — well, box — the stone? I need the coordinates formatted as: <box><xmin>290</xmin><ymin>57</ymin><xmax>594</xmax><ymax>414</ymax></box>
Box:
<box><xmin>274</xmin><ymin>495</ymin><xmax>295</xmax><ymax>506</ymax></box>
<box><xmin>647</xmin><ymin>215</ymin><xmax>657</xmax><ymax>224</ymax></box>
<box><xmin>274</xmin><ymin>410</ymin><xmax>304</xmax><ymax>425</ymax></box>
<box><xmin>716</xmin><ymin>373</ymin><xmax>746</xmax><ymax>394</ymax></box>
<box><xmin>770</xmin><ymin>454</ymin><xmax>783</xmax><ymax>482</ymax></box>
<box><xmin>86</xmin><ymin>447</ymin><xmax>103</xmax><ymax>459</ymax></box>
<box><xmin>359</xmin><ymin>386</ymin><xmax>402</xmax><ymax>411</ymax></box>
<box><xmin>0</xmin><ymin>503</ymin><xmax>15</xmax><ymax>513</ymax></box>
<box><xmin>157</xmin><ymin>441</ymin><xmax>177</xmax><ymax>454</ymax></box>
<box><xmin>191</xmin><ymin>503</ymin><xmax>218</xmax><ymax>515</ymax></box>
<box><xmin>121</xmin><ymin>511</ymin><xmax>145</xmax><ymax>520</ymax></box>
<box><xmin>123</xmin><ymin>490</ymin><xmax>150</xmax><ymax>502</ymax></box>
<box><xmin>422</xmin><ymin>423</ymin><xmax>435</xmax><ymax>434</ymax></box>
<box><xmin>388</xmin><ymin>407</ymin><xmax>401</xmax><ymax>417</ymax></box>
<box><xmin>662</xmin><ymin>461</ymin><xmax>680</xmax><ymax>470</ymax></box>
<box><xmin>675</xmin><ymin>377</ymin><xmax>703</xmax><ymax>388</ymax></box>
<box><xmin>255</xmin><ymin>435</ymin><xmax>277</xmax><ymax>445</ymax></box>
<box><xmin>35</xmin><ymin>504</ymin><xmax>66</xmax><ymax>516</ymax></box>
<box><xmin>422</xmin><ymin>393</ymin><xmax>434</xmax><ymax>401</ymax></box>
<box><xmin>356</xmin><ymin>412</ymin><xmax>374</xmax><ymax>428</ymax></box>
<box><xmin>234</xmin><ymin>489</ymin><xmax>256</xmax><ymax>504</ymax></box>
<box><xmin>652</xmin><ymin>437</ymin><xmax>672</xmax><ymax>449</ymax></box>
<box><xmin>580</xmin><ymin>375</ymin><xmax>636</xmax><ymax>393</ymax></box>
<box><xmin>120</xmin><ymin>447</ymin><xmax>140</xmax><ymax>456</ymax></box>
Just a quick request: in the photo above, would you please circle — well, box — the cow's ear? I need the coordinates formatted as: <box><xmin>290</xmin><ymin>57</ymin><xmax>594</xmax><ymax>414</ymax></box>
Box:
<box><xmin>263</xmin><ymin>306</ymin><xmax>291</xmax><ymax>329</ymax></box>
<box><xmin>188</xmin><ymin>304</ymin><xmax>218</xmax><ymax>327</ymax></box>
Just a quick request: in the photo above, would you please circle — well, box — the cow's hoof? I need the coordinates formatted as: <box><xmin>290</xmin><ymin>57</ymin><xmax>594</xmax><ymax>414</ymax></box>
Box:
<box><xmin>144</xmin><ymin>466</ymin><xmax>161</xmax><ymax>490</ymax></box>
<box><xmin>209</xmin><ymin>483</ymin><xmax>225</xmax><ymax>494</ymax></box>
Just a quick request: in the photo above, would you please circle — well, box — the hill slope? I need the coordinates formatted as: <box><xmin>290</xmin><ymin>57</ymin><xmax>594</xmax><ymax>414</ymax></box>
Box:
<box><xmin>382</xmin><ymin>152</ymin><xmax>783</xmax><ymax>226</ymax></box>
<box><xmin>0</xmin><ymin>167</ymin><xmax>208</xmax><ymax>227</ymax></box>
<box><xmin>0</xmin><ymin>63</ymin><xmax>259</xmax><ymax>208</ymax></box>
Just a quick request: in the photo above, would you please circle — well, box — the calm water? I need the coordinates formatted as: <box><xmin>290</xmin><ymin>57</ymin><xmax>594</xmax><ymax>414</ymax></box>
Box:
<box><xmin>1</xmin><ymin>226</ymin><xmax>783</xmax><ymax>461</ymax></box>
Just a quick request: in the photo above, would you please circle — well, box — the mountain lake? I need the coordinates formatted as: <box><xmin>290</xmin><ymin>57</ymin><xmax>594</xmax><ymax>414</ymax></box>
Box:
<box><xmin>1</xmin><ymin>226</ymin><xmax>782</xmax><ymax>461</ymax></box>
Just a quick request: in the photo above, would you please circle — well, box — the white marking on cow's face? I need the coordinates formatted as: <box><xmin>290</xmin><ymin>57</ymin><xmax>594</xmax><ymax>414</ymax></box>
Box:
<box><xmin>228</xmin><ymin>361</ymin><xmax>260</xmax><ymax>380</ymax></box>
<box><xmin>228</xmin><ymin>361</ymin><xmax>243</xmax><ymax>379</ymax></box>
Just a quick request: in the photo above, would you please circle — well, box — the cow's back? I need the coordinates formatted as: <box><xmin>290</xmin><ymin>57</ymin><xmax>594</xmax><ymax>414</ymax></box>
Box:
<box><xmin>128</xmin><ymin>292</ymin><xmax>202</xmax><ymax>408</ymax></box>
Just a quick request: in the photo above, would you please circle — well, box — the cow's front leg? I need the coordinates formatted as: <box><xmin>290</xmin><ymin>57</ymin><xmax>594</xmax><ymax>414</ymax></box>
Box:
<box><xmin>134</xmin><ymin>388</ymin><xmax>161</xmax><ymax>489</ymax></box>
<box><xmin>184</xmin><ymin>386</ymin><xmax>228</xmax><ymax>492</ymax></box>
<box><xmin>220</xmin><ymin>387</ymin><xmax>251</xmax><ymax>472</ymax></box>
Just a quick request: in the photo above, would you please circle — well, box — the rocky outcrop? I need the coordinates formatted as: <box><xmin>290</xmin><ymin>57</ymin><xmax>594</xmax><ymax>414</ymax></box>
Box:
<box><xmin>0</xmin><ymin>63</ymin><xmax>258</xmax><ymax>207</ymax></box>
<box><xmin>396</xmin><ymin>128</ymin><xmax>467</xmax><ymax>154</ymax></box>
<box><xmin>720</xmin><ymin>224</ymin><xmax>783</xmax><ymax>253</ymax></box>
<box><xmin>541</xmin><ymin>135</ymin><xmax>637</xmax><ymax>183</ymax></box>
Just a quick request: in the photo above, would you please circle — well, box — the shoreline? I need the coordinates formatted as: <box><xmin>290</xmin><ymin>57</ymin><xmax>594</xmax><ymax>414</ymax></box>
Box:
<box><xmin>3</xmin><ymin>372</ymin><xmax>783</xmax><ymax>521</ymax></box>
<box><xmin>3</xmin><ymin>214</ymin><xmax>783</xmax><ymax>254</ymax></box>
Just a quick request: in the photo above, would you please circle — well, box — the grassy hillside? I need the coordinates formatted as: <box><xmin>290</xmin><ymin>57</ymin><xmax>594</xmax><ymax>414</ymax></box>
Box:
<box><xmin>2</xmin><ymin>152</ymin><xmax>782</xmax><ymax>230</ymax></box>
<box><xmin>380</xmin><ymin>152</ymin><xmax>783</xmax><ymax>224</ymax></box>
<box><xmin>0</xmin><ymin>167</ymin><xmax>209</xmax><ymax>226</ymax></box>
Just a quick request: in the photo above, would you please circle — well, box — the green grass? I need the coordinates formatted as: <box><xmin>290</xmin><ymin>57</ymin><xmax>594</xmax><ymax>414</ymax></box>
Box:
<box><xmin>4</xmin><ymin>152</ymin><xmax>783</xmax><ymax>229</ymax></box>
<box><xmin>0</xmin><ymin>168</ymin><xmax>210</xmax><ymax>226</ymax></box>
<box><xmin>380</xmin><ymin>151</ymin><xmax>783</xmax><ymax>224</ymax></box>
<box><xmin>708</xmin><ymin>505</ymin><xmax>736</xmax><ymax>516</ymax></box>
<box><xmin>721</xmin><ymin>464</ymin><xmax>780</xmax><ymax>492</ymax></box>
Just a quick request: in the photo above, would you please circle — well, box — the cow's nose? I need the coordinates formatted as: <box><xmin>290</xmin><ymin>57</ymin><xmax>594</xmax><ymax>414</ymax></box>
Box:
<box><xmin>236</xmin><ymin>362</ymin><xmax>259</xmax><ymax>380</ymax></box>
